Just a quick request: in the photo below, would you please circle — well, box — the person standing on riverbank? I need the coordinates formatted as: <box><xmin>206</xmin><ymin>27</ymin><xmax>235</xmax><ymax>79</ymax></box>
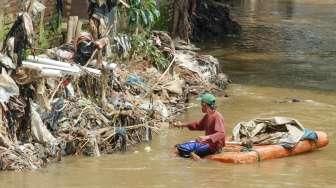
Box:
<box><xmin>172</xmin><ymin>92</ymin><xmax>226</xmax><ymax>160</ymax></box>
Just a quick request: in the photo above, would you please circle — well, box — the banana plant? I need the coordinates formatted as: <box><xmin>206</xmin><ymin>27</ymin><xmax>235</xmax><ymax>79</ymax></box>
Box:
<box><xmin>127</xmin><ymin>0</ymin><xmax>160</xmax><ymax>33</ymax></box>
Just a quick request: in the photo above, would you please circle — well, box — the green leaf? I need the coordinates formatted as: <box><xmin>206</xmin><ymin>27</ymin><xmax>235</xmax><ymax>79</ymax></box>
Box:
<box><xmin>152</xmin><ymin>9</ymin><xmax>160</xmax><ymax>20</ymax></box>
<box><xmin>126</xmin><ymin>0</ymin><xmax>161</xmax><ymax>32</ymax></box>
<box><xmin>145</xmin><ymin>10</ymin><xmax>154</xmax><ymax>25</ymax></box>
<box><xmin>141</xmin><ymin>10</ymin><xmax>148</xmax><ymax>26</ymax></box>
<box><xmin>135</xmin><ymin>0</ymin><xmax>141</xmax><ymax>6</ymax></box>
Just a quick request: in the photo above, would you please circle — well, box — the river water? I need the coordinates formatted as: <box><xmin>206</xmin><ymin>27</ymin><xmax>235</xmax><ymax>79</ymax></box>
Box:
<box><xmin>1</xmin><ymin>0</ymin><xmax>336</xmax><ymax>187</ymax></box>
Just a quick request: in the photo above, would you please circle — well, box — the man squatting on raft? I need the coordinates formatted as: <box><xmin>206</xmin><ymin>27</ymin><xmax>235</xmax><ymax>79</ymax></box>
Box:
<box><xmin>172</xmin><ymin>93</ymin><xmax>226</xmax><ymax>160</ymax></box>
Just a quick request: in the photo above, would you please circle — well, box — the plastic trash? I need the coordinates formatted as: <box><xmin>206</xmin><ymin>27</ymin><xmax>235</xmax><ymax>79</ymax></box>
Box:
<box><xmin>110</xmin><ymin>94</ymin><xmax>133</xmax><ymax>110</ymax></box>
<box><xmin>139</xmin><ymin>100</ymin><xmax>169</xmax><ymax>118</ymax></box>
<box><xmin>174</xmin><ymin>51</ymin><xmax>219</xmax><ymax>82</ymax></box>
<box><xmin>144</xmin><ymin>146</ymin><xmax>152</xmax><ymax>152</ymax></box>
<box><xmin>163</xmin><ymin>79</ymin><xmax>185</xmax><ymax>95</ymax></box>
<box><xmin>126</xmin><ymin>74</ymin><xmax>144</xmax><ymax>86</ymax></box>
<box><xmin>0</xmin><ymin>69</ymin><xmax>19</xmax><ymax>104</ymax></box>
<box><xmin>0</xmin><ymin>54</ymin><xmax>16</xmax><ymax>70</ymax></box>
<box><xmin>31</xmin><ymin>104</ymin><xmax>57</xmax><ymax>145</ymax></box>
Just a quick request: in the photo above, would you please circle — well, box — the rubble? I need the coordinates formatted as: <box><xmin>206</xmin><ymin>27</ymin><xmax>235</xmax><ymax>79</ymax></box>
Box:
<box><xmin>0</xmin><ymin>1</ymin><xmax>230</xmax><ymax>171</ymax></box>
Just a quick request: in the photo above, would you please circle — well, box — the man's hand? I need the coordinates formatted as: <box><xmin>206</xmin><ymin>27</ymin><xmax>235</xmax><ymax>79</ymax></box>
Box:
<box><xmin>169</xmin><ymin>121</ymin><xmax>185</xmax><ymax>129</ymax></box>
<box><xmin>196</xmin><ymin>135</ymin><xmax>210</xmax><ymax>143</ymax></box>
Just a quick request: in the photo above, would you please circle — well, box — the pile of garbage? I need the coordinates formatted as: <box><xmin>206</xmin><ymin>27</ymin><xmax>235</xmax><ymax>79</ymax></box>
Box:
<box><xmin>232</xmin><ymin>117</ymin><xmax>318</xmax><ymax>149</ymax></box>
<box><xmin>0</xmin><ymin>1</ymin><xmax>229</xmax><ymax>171</ymax></box>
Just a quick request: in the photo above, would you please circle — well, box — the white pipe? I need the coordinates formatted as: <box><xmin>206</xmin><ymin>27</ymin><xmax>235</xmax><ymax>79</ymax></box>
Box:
<box><xmin>27</xmin><ymin>56</ymin><xmax>102</xmax><ymax>75</ymax></box>
<box><xmin>22</xmin><ymin>61</ymin><xmax>101</xmax><ymax>77</ymax></box>
<box><xmin>40</xmin><ymin>69</ymin><xmax>63</xmax><ymax>77</ymax></box>
<box><xmin>27</xmin><ymin>56</ymin><xmax>76</xmax><ymax>69</ymax></box>
<box><xmin>22</xmin><ymin>61</ymin><xmax>81</xmax><ymax>74</ymax></box>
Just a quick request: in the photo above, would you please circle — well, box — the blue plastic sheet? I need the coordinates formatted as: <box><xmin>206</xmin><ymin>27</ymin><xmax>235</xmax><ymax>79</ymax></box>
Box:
<box><xmin>301</xmin><ymin>128</ymin><xmax>318</xmax><ymax>141</ymax></box>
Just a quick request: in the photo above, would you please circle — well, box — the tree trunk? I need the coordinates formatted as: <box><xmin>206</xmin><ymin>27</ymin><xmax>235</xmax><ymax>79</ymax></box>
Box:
<box><xmin>168</xmin><ymin>0</ymin><xmax>241</xmax><ymax>42</ymax></box>
<box><xmin>168</xmin><ymin>0</ymin><xmax>195</xmax><ymax>43</ymax></box>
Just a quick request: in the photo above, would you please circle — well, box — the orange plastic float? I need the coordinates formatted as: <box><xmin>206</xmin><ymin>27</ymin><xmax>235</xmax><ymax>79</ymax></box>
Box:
<box><xmin>207</xmin><ymin>131</ymin><xmax>329</xmax><ymax>164</ymax></box>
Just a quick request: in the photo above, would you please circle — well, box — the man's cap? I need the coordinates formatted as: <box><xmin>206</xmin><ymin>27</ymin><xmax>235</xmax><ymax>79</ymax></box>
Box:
<box><xmin>197</xmin><ymin>92</ymin><xmax>216</xmax><ymax>106</ymax></box>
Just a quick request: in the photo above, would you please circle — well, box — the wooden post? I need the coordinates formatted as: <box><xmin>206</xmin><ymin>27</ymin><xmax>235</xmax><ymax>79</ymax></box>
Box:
<box><xmin>38</xmin><ymin>9</ymin><xmax>45</xmax><ymax>48</ymax></box>
<box><xmin>65</xmin><ymin>0</ymin><xmax>72</xmax><ymax>18</ymax></box>
<box><xmin>72</xmin><ymin>16</ymin><xmax>79</xmax><ymax>39</ymax></box>
<box><xmin>99</xmin><ymin>50</ymin><xmax>108</xmax><ymax>109</ymax></box>
<box><xmin>27</xmin><ymin>0</ymin><xmax>37</xmax><ymax>13</ymax></box>
<box><xmin>66</xmin><ymin>16</ymin><xmax>79</xmax><ymax>43</ymax></box>
<box><xmin>0</xmin><ymin>105</ymin><xmax>3</xmax><ymax>128</ymax></box>
<box><xmin>89</xmin><ymin>15</ymin><xmax>107</xmax><ymax>109</ymax></box>
<box><xmin>66</xmin><ymin>16</ymin><xmax>74</xmax><ymax>43</ymax></box>
<box><xmin>75</xmin><ymin>19</ymin><xmax>83</xmax><ymax>39</ymax></box>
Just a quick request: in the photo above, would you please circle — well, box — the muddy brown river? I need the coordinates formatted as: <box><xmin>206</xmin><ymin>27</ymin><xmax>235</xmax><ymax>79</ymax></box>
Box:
<box><xmin>1</xmin><ymin>0</ymin><xmax>336</xmax><ymax>187</ymax></box>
